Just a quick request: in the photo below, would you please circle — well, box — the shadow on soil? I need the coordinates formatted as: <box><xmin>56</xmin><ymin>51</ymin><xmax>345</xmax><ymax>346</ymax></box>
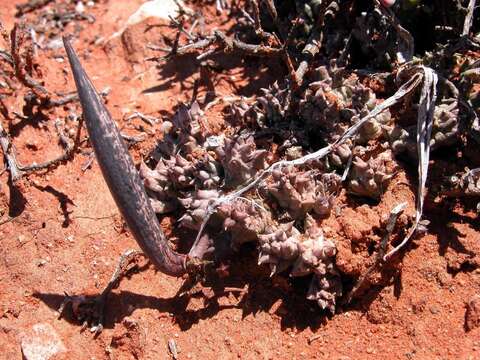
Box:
<box><xmin>34</xmin><ymin>246</ymin><xmax>331</xmax><ymax>333</ymax></box>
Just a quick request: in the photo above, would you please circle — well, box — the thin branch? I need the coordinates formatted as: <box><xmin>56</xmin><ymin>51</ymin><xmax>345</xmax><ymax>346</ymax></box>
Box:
<box><xmin>121</xmin><ymin>133</ymin><xmax>147</xmax><ymax>145</ymax></box>
<box><xmin>16</xmin><ymin>119</ymin><xmax>75</xmax><ymax>172</ymax></box>
<box><xmin>126</xmin><ymin>111</ymin><xmax>159</xmax><ymax>126</ymax></box>
<box><xmin>11</xmin><ymin>23</ymin><xmax>48</xmax><ymax>98</ymax></box>
<box><xmin>153</xmin><ymin>30</ymin><xmax>284</xmax><ymax>60</ymax></box>
<box><xmin>0</xmin><ymin>117</ymin><xmax>23</xmax><ymax>180</ymax></box>
<box><xmin>213</xmin><ymin>30</ymin><xmax>283</xmax><ymax>57</ymax></box>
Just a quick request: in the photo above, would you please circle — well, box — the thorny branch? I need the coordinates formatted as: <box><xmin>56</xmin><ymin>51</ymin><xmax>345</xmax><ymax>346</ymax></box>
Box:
<box><xmin>0</xmin><ymin>21</ymin><xmax>109</xmax><ymax>182</ymax></box>
<box><xmin>2</xmin><ymin>21</ymin><xmax>103</xmax><ymax>109</ymax></box>
<box><xmin>156</xmin><ymin>30</ymin><xmax>284</xmax><ymax>60</ymax></box>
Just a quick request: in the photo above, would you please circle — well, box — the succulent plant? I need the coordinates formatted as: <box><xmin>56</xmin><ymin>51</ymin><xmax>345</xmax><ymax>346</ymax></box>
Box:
<box><xmin>265</xmin><ymin>166</ymin><xmax>341</xmax><ymax>219</ymax></box>
<box><xmin>217</xmin><ymin>199</ymin><xmax>271</xmax><ymax>247</ymax></box>
<box><xmin>431</xmin><ymin>100</ymin><xmax>459</xmax><ymax>148</ymax></box>
<box><xmin>139</xmin><ymin>152</ymin><xmax>222</xmax><ymax>215</ymax></box>
<box><xmin>251</xmin><ymin>84</ymin><xmax>291</xmax><ymax>127</ymax></box>
<box><xmin>348</xmin><ymin>150</ymin><xmax>396</xmax><ymax>200</ymax></box>
<box><xmin>300</xmin><ymin>66</ymin><xmax>392</xmax><ymax>149</ymax></box>
<box><xmin>258</xmin><ymin>214</ymin><xmax>341</xmax><ymax>312</ymax></box>
<box><xmin>216</xmin><ymin>133</ymin><xmax>269</xmax><ymax>187</ymax></box>
<box><xmin>329</xmin><ymin>141</ymin><xmax>353</xmax><ymax>168</ymax></box>
<box><xmin>388</xmin><ymin>98</ymin><xmax>459</xmax><ymax>157</ymax></box>
<box><xmin>307</xmin><ymin>270</ymin><xmax>342</xmax><ymax>313</ymax></box>
<box><xmin>230</xmin><ymin>83</ymin><xmax>290</xmax><ymax>128</ymax></box>
<box><xmin>193</xmin><ymin>153</ymin><xmax>223</xmax><ymax>189</ymax></box>
<box><xmin>159</xmin><ymin>101</ymin><xmax>210</xmax><ymax>155</ymax></box>
<box><xmin>139</xmin><ymin>161</ymin><xmax>178</xmax><ymax>214</ymax></box>
<box><xmin>178</xmin><ymin>189</ymin><xmax>220</xmax><ymax>230</ymax></box>
<box><xmin>161</xmin><ymin>154</ymin><xmax>197</xmax><ymax>188</ymax></box>
<box><xmin>443</xmin><ymin>168</ymin><xmax>480</xmax><ymax>198</ymax></box>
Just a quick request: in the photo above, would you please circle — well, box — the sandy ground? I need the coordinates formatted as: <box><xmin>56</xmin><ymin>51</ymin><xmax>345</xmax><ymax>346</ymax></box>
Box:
<box><xmin>1</xmin><ymin>1</ymin><xmax>480</xmax><ymax>359</ymax></box>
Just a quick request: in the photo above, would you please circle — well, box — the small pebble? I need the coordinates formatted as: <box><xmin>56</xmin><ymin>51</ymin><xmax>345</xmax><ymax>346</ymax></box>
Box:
<box><xmin>75</xmin><ymin>1</ymin><xmax>85</xmax><ymax>13</ymax></box>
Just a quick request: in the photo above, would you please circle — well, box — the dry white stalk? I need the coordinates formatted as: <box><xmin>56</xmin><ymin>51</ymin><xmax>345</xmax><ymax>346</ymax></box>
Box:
<box><xmin>463</xmin><ymin>0</ymin><xmax>477</xmax><ymax>36</ymax></box>
<box><xmin>384</xmin><ymin>66</ymin><xmax>438</xmax><ymax>260</ymax></box>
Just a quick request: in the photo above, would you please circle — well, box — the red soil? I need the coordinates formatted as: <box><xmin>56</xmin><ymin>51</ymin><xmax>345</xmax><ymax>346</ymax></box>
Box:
<box><xmin>0</xmin><ymin>1</ymin><xmax>479</xmax><ymax>359</ymax></box>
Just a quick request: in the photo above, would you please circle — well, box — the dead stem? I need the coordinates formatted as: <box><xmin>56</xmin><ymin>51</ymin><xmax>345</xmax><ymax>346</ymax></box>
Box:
<box><xmin>154</xmin><ymin>30</ymin><xmax>284</xmax><ymax>59</ymax></box>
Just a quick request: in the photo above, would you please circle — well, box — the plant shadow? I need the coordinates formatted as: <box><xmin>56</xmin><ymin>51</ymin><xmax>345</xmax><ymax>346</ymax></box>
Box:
<box><xmin>34</xmin><ymin>246</ymin><xmax>329</xmax><ymax>333</ymax></box>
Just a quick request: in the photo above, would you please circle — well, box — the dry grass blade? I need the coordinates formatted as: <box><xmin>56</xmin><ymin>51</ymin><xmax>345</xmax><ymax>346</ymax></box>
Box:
<box><xmin>384</xmin><ymin>66</ymin><xmax>438</xmax><ymax>260</ymax></box>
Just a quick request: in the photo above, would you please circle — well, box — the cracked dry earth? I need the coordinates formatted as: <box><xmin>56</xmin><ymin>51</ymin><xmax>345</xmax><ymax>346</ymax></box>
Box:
<box><xmin>0</xmin><ymin>1</ymin><xmax>480</xmax><ymax>359</ymax></box>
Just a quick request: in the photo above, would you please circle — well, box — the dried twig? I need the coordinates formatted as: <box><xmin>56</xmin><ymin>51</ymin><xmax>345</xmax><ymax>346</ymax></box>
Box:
<box><xmin>58</xmin><ymin>249</ymin><xmax>147</xmax><ymax>334</ymax></box>
<box><xmin>249</xmin><ymin>0</ymin><xmax>273</xmax><ymax>40</ymax></box>
<box><xmin>168</xmin><ymin>338</ymin><xmax>179</xmax><ymax>360</ymax></box>
<box><xmin>121</xmin><ymin>133</ymin><xmax>147</xmax><ymax>145</ymax></box>
<box><xmin>212</xmin><ymin>30</ymin><xmax>283</xmax><ymax>57</ymax></box>
<box><xmin>0</xmin><ymin>117</ymin><xmax>79</xmax><ymax>181</ymax></box>
<box><xmin>16</xmin><ymin>119</ymin><xmax>75</xmax><ymax>172</ymax></box>
<box><xmin>155</xmin><ymin>30</ymin><xmax>284</xmax><ymax>59</ymax></box>
<box><xmin>126</xmin><ymin>112</ymin><xmax>159</xmax><ymax>126</ymax></box>
<box><xmin>10</xmin><ymin>23</ymin><xmax>48</xmax><ymax>98</ymax></box>
<box><xmin>0</xmin><ymin>117</ymin><xmax>23</xmax><ymax>180</ymax></box>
